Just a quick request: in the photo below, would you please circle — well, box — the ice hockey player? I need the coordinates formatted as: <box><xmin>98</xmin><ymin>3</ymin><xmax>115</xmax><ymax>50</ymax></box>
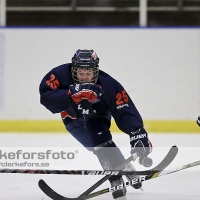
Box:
<box><xmin>197</xmin><ymin>116</ymin><xmax>200</xmax><ymax>126</ymax></box>
<box><xmin>39</xmin><ymin>49</ymin><xmax>153</xmax><ymax>200</ymax></box>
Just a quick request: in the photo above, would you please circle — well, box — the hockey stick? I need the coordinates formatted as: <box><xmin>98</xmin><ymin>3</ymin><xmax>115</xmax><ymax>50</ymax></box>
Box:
<box><xmin>38</xmin><ymin>146</ymin><xmax>178</xmax><ymax>200</ymax></box>
<box><xmin>0</xmin><ymin>153</ymin><xmax>162</xmax><ymax>176</ymax></box>
<box><xmin>0</xmin><ymin>153</ymin><xmax>150</xmax><ymax>175</ymax></box>
<box><xmin>78</xmin><ymin>145</ymin><xmax>177</xmax><ymax>197</ymax></box>
<box><xmin>39</xmin><ymin>158</ymin><xmax>200</xmax><ymax>200</ymax></box>
<box><xmin>82</xmin><ymin>159</ymin><xmax>200</xmax><ymax>200</ymax></box>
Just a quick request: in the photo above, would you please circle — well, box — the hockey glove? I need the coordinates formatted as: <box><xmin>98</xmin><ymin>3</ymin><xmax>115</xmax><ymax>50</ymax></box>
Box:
<box><xmin>68</xmin><ymin>83</ymin><xmax>104</xmax><ymax>103</ymax></box>
<box><xmin>197</xmin><ymin>116</ymin><xmax>200</xmax><ymax>127</ymax></box>
<box><xmin>130</xmin><ymin>128</ymin><xmax>152</xmax><ymax>165</ymax></box>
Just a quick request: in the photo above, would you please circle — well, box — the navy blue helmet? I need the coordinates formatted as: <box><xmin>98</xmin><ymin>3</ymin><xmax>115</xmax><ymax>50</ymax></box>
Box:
<box><xmin>71</xmin><ymin>49</ymin><xmax>99</xmax><ymax>84</ymax></box>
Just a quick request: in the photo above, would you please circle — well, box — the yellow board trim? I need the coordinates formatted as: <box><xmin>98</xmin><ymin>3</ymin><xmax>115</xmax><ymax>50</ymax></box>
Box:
<box><xmin>143</xmin><ymin>120</ymin><xmax>200</xmax><ymax>133</ymax></box>
<box><xmin>0</xmin><ymin>120</ymin><xmax>66</xmax><ymax>132</ymax></box>
<box><xmin>0</xmin><ymin>120</ymin><xmax>199</xmax><ymax>133</ymax></box>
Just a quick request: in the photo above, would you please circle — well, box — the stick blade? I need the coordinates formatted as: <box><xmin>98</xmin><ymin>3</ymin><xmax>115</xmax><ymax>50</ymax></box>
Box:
<box><xmin>38</xmin><ymin>179</ymin><xmax>82</xmax><ymax>200</ymax></box>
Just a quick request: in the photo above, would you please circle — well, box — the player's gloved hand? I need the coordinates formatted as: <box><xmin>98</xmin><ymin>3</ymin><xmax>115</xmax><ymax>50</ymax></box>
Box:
<box><xmin>68</xmin><ymin>83</ymin><xmax>104</xmax><ymax>103</ymax></box>
<box><xmin>197</xmin><ymin>116</ymin><xmax>200</xmax><ymax>127</ymax></box>
<box><xmin>130</xmin><ymin>128</ymin><xmax>153</xmax><ymax>165</ymax></box>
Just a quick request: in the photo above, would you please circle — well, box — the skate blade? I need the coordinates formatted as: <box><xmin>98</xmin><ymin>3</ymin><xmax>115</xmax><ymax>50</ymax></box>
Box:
<box><xmin>139</xmin><ymin>186</ymin><xmax>144</xmax><ymax>191</ymax></box>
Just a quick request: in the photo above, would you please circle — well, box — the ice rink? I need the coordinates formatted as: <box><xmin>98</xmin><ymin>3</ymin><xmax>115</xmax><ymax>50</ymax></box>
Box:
<box><xmin>0</xmin><ymin>132</ymin><xmax>200</xmax><ymax>200</ymax></box>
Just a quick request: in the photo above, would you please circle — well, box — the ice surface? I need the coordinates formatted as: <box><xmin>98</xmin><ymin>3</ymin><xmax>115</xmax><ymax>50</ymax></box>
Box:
<box><xmin>0</xmin><ymin>133</ymin><xmax>199</xmax><ymax>200</ymax></box>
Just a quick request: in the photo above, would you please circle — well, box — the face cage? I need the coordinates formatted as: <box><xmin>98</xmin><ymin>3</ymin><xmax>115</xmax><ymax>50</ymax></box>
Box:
<box><xmin>71</xmin><ymin>66</ymin><xmax>99</xmax><ymax>84</ymax></box>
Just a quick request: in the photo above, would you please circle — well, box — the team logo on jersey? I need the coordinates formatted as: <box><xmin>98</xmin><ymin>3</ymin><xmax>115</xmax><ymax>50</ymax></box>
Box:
<box><xmin>77</xmin><ymin>104</ymin><xmax>90</xmax><ymax>115</ymax></box>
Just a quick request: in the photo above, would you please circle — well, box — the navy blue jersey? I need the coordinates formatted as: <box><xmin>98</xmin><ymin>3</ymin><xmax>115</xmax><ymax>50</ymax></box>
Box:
<box><xmin>39</xmin><ymin>63</ymin><xmax>144</xmax><ymax>135</ymax></box>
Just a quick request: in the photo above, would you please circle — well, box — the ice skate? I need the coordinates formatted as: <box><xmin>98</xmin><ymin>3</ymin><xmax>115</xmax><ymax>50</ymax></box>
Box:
<box><xmin>111</xmin><ymin>178</ymin><xmax>127</xmax><ymax>200</ymax></box>
<box><xmin>124</xmin><ymin>163</ymin><xmax>143</xmax><ymax>190</ymax></box>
